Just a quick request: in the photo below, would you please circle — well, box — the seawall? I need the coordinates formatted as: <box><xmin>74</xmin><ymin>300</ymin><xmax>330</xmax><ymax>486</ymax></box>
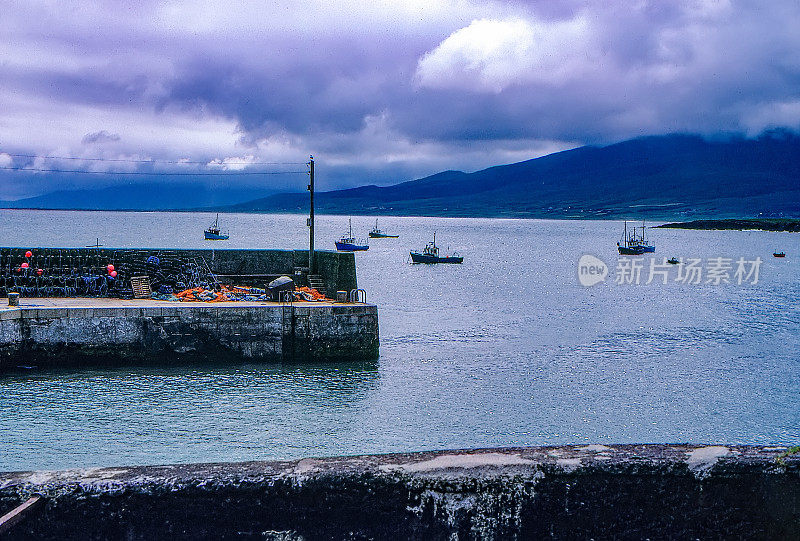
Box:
<box><xmin>0</xmin><ymin>445</ymin><xmax>797</xmax><ymax>539</ymax></box>
<box><xmin>0</xmin><ymin>298</ymin><xmax>379</xmax><ymax>369</ymax></box>
<box><xmin>0</xmin><ymin>247</ymin><xmax>357</xmax><ymax>299</ymax></box>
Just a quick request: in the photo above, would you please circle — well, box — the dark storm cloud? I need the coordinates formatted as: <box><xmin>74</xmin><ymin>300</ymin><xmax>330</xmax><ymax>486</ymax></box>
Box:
<box><xmin>2</xmin><ymin>0</ymin><xmax>800</xmax><ymax>199</ymax></box>
<box><xmin>82</xmin><ymin>131</ymin><xmax>121</xmax><ymax>144</ymax></box>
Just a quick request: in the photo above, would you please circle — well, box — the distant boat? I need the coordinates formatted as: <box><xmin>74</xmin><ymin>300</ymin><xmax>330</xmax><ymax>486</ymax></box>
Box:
<box><xmin>617</xmin><ymin>221</ymin><xmax>655</xmax><ymax>255</ymax></box>
<box><xmin>335</xmin><ymin>218</ymin><xmax>369</xmax><ymax>251</ymax></box>
<box><xmin>667</xmin><ymin>257</ymin><xmax>679</xmax><ymax>264</ymax></box>
<box><xmin>774</xmin><ymin>252</ymin><xmax>786</xmax><ymax>258</ymax></box>
<box><xmin>204</xmin><ymin>214</ymin><xmax>229</xmax><ymax>240</ymax></box>
<box><xmin>410</xmin><ymin>233</ymin><xmax>462</xmax><ymax>264</ymax></box>
<box><xmin>368</xmin><ymin>219</ymin><xmax>399</xmax><ymax>238</ymax></box>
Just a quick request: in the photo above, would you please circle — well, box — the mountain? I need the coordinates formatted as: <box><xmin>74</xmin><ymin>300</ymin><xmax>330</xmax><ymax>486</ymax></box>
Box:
<box><xmin>0</xmin><ymin>183</ymin><xmax>276</xmax><ymax>211</ymax></box>
<box><xmin>225</xmin><ymin>132</ymin><xmax>800</xmax><ymax>219</ymax></box>
<box><xmin>3</xmin><ymin>133</ymin><xmax>799</xmax><ymax>218</ymax></box>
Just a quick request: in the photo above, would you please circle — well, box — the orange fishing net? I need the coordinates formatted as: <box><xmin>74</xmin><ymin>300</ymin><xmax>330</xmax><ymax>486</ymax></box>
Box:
<box><xmin>172</xmin><ymin>285</ymin><xmax>330</xmax><ymax>302</ymax></box>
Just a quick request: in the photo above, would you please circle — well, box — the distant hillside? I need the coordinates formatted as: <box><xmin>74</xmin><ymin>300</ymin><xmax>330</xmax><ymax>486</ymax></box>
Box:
<box><xmin>0</xmin><ymin>183</ymin><xmax>276</xmax><ymax>211</ymax></box>
<box><xmin>657</xmin><ymin>219</ymin><xmax>800</xmax><ymax>232</ymax></box>
<box><xmin>224</xmin><ymin>132</ymin><xmax>800</xmax><ymax>219</ymax></box>
<box><xmin>3</xmin><ymin>133</ymin><xmax>799</xmax><ymax>218</ymax></box>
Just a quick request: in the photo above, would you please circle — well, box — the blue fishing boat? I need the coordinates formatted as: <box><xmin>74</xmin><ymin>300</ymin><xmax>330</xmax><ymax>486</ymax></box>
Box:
<box><xmin>617</xmin><ymin>221</ymin><xmax>654</xmax><ymax>255</ymax></box>
<box><xmin>335</xmin><ymin>219</ymin><xmax>369</xmax><ymax>251</ymax></box>
<box><xmin>410</xmin><ymin>233</ymin><xmax>462</xmax><ymax>264</ymax></box>
<box><xmin>204</xmin><ymin>214</ymin><xmax>229</xmax><ymax>240</ymax></box>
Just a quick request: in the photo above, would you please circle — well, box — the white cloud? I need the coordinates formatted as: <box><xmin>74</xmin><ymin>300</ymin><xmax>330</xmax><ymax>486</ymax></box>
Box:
<box><xmin>206</xmin><ymin>155</ymin><xmax>257</xmax><ymax>171</ymax></box>
<box><xmin>741</xmin><ymin>100</ymin><xmax>800</xmax><ymax>136</ymax></box>
<box><xmin>415</xmin><ymin>16</ymin><xmax>596</xmax><ymax>92</ymax></box>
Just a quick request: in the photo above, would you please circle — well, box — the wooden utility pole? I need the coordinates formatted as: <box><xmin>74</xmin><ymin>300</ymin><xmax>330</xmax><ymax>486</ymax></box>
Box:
<box><xmin>307</xmin><ymin>155</ymin><xmax>315</xmax><ymax>274</ymax></box>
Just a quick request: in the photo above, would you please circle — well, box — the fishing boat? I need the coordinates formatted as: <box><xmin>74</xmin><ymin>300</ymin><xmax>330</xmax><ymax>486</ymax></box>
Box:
<box><xmin>774</xmin><ymin>252</ymin><xmax>786</xmax><ymax>258</ymax></box>
<box><xmin>617</xmin><ymin>221</ymin><xmax>655</xmax><ymax>255</ymax></box>
<box><xmin>335</xmin><ymin>219</ymin><xmax>369</xmax><ymax>251</ymax></box>
<box><xmin>204</xmin><ymin>214</ymin><xmax>229</xmax><ymax>240</ymax></box>
<box><xmin>410</xmin><ymin>233</ymin><xmax>462</xmax><ymax>264</ymax></box>
<box><xmin>368</xmin><ymin>219</ymin><xmax>399</xmax><ymax>238</ymax></box>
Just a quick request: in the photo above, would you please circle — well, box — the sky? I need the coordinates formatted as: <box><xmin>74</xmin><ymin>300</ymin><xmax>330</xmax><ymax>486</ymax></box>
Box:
<box><xmin>1</xmin><ymin>0</ymin><xmax>799</xmax><ymax>199</ymax></box>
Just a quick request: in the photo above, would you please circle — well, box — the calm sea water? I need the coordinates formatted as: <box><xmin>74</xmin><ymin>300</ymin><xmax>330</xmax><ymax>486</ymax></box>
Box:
<box><xmin>1</xmin><ymin>210</ymin><xmax>798</xmax><ymax>471</ymax></box>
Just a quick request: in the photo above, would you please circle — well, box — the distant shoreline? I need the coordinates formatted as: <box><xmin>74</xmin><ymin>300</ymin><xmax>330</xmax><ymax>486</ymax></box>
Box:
<box><xmin>2</xmin><ymin>207</ymin><xmax>800</xmax><ymax>225</ymax></box>
<box><xmin>657</xmin><ymin>219</ymin><xmax>800</xmax><ymax>232</ymax></box>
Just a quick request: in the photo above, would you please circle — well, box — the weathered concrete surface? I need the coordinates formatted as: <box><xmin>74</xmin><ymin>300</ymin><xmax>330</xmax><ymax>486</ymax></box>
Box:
<box><xmin>0</xmin><ymin>445</ymin><xmax>797</xmax><ymax>540</ymax></box>
<box><xmin>0</xmin><ymin>298</ymin><xmax>379</xmax><ymax>370</ymax></box>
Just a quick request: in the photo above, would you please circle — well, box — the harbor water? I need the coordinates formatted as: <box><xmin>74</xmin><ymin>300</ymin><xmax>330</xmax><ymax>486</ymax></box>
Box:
<box><xmin>1</xmin><ymin>210</ymin><xmax>798</xmax><ymax>471</ymax></box>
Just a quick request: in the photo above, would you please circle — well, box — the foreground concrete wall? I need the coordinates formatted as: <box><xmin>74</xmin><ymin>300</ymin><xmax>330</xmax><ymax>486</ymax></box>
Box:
<box><xmin>0</xmin><ymin>301</ymin><xmax>379</xmax><ymax>369</ymax></box>
<box><xmin>0</xmin><ymin>445</ymin><xmax>797</xmax><ymax>539</ymax></box>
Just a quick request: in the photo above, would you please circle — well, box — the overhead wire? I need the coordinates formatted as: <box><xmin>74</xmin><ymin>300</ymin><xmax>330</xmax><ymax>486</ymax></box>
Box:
<box><xmin>0</xmin><ymin>166</ymin><xmax>307</xmax><ymax>175</ymax></box>
<box><xmin>1</xmin><ymin>153</ymin><xmax>307</xmax><ymax>166</ymax></box>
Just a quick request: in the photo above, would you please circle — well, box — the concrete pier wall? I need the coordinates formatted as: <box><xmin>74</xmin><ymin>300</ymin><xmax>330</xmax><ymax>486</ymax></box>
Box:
<box><xmin>0</xmin><ymin>445</ymin><xmax>797</xmax><ymax>539</ymax></box>
<box><xmin>0</xmin><ymin>300</ymin><xmax>379</xmax><ymax>369</ymax></box>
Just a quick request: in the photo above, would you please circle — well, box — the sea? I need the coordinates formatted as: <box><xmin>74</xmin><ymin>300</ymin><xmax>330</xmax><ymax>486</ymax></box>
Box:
<box><xmin>0</xmin><ymin>210</ymin><xmax>798</xmax><ymax>471</ymax></box>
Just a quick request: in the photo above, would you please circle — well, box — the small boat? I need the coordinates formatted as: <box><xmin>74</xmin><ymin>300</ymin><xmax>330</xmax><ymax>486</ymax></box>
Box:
<box><xmin>774</xmin><ymin>252</ymin><xmax>786</xmax><ymax>258</ymax></box>
<box><xmin>410</xmin><ymin>233</ymin><xmax>462</xmax><ymax>264</ymax></box>
<box><xmin>335</xmin><ymin>219</ymin><xmax>369</xmax><ymax>251</ymax></box>
<box><xmin>667</xmin><ymin>257</ymin><xmax>680</xmax><ymax>264</ymax></box>
<box><xmin>617</xmin><ymin>220</ymin><xmax>655</xmax><ymax>255</ymax></box>
<box><xmin>368</xmin><ymin>219</ymin><xmax>399</xmax><ymax>238</ymax></box>
<box><xmin>204</xmin><ymin>214</ymin><xmax>229</xmax><ymax>240</ymax></box>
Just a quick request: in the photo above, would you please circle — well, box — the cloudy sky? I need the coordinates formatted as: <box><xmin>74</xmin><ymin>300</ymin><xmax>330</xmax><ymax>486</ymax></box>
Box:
<box><xmin>1</xmin><ymin>0</ymin><xmax>799</xmax><ymax>199</ymax></box>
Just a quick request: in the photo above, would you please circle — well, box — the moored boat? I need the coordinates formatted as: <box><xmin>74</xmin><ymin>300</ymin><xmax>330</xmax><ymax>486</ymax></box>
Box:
<box><xmin>617</xmin><ymin>221</ymin><xmax>654</xmax><ymax>255</ymax></box>
<box><xmin>368</xmin><ymin>219</ymin><xmax>399</xmax><ymax>238</ymax></box>
<box><xmin>204</xmin><ymin>214</ymin><xmax>229</xmax><ymax>240</ymax></box>
<box><xmin>774</xmin><ymin>252</ymin><xmax>786</xmax><ymax>258</ymax></box>
<box><xmin>410</xmin><ymin>233</ymin><xmax>462</xmax><ymax>264</ymax></box>
<box><xmin>335</xmin><ymin>219</ymin><xmax>369</xmax><ymax>251</ymax></box>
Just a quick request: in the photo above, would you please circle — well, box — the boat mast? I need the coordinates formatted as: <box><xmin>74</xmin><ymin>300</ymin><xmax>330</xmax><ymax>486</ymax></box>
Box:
<box><xmin>623</xmin><ymin>221</ymin><xmax>627</xmax><ymax>247</ymax></box>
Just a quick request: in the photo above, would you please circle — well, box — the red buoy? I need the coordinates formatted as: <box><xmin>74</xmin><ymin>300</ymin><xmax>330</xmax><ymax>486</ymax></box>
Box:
<box><xmin>21</xmin><ymin>262</ymin><xmax>29</xmax><ymax>269</ymax></box>
<box><xmin>25</xmin><ymin>251</ymin><xmax>32</xmax><ymax>258</ymax></box>
<box><xmin>107</xmin><ymin>264</ymin><xmax>115</xmax><ymax>273</ymax></box>
<box><xmin>36</xmin><ymin>268</ymin><xmax>43</xmax><ymax>276</ymax></box>
<box><xmin>110</xmin><ymin>270</ymin><xmax>118</xmax><ymax>278</ymax></box>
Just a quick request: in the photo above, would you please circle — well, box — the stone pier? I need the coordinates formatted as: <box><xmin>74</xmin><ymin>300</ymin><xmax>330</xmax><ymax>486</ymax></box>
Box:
<box><xmin>0</xmin><ymin>297</ymin><xmax>379</xmax><ymax>370</ymax></box>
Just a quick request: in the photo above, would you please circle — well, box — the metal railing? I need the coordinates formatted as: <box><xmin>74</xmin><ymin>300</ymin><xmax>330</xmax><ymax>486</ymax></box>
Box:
<box><xmin>349</xmin><ymin>288</ymin><xmax>367</xmax><ymax>303</ymax></box>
